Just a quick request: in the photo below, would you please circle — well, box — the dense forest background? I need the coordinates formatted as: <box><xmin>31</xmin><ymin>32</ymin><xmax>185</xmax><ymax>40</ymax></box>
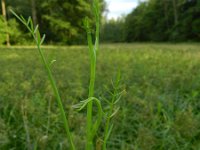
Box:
<box><xmin>0</xmin><ymin>0</ymin><xmax>200</xmax><ymax>45</ymax></box>
<box><xmin>101</xmin><ymin>0</ymin><xmax>200</xmax><ymax>42</ymax></box>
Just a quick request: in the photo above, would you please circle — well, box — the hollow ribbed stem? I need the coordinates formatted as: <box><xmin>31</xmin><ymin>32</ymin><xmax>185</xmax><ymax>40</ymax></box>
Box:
<box><xmin>86</xmin><ymin>22</ymin><xmax>96</xmax><ymax>150</ymax></box>
<box><xmin>86</xmin><ymin>0</ymin><xmax>100</xmax><ymax>149</ymax></box>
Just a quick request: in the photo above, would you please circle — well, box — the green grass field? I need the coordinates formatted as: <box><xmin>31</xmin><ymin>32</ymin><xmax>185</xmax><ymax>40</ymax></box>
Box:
<box><xmin>1</xmin><ymin>43</ymin><xmax>200</xmax><ymax>150</ymax></box>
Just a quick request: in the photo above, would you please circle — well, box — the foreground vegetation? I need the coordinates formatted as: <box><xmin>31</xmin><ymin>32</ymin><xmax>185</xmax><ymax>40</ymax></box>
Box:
<box><xmin>1</xmin><ymin>43</ymin><xmax>200</xmax><ymax>149</ymax></box>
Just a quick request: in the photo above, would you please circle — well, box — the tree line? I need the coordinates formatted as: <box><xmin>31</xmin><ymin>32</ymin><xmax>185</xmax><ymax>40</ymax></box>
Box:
<box><xmin>0</xmin><ymin>0</ymin><xmax>105</xmax><ymax>45</ymax></box>
<box><xmin>1</xmin><ymin>0</ymin><xmax>200</xmax><ymax>45</ymax></box>
<box><xmin>101</xmin><ymin>0</ymin><xmax>200</xmax><ymax>42</ymax></box>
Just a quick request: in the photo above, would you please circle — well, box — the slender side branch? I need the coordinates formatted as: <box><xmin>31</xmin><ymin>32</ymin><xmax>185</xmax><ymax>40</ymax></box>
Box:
<box><xmin>103</xmin><ymin>71</ymin><xmax>123</xmax><ymax>150</ymax></box>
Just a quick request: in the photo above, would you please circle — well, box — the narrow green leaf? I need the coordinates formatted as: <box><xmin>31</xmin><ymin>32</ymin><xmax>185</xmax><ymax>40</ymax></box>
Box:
<box><xmin>30</xmin><ymin>19</ymin><xmax>34</xmax><ymax>31</ymax></box>
<box><xmin>109</xmin><ymin>107</ymin><xmax>120</xmax><ymax>118</ymax></box>
<box><xmin>27</xmin><ymin>17</ymin><xmax>31</xmax><ymax>26</ymax></box>
<box><xmin>105</xmin><ymin>124</ymin><xmax>114</xmax><ymax>141</ymax></box>
<box><xmin>114</xmin><ymin>95</ymin><xmax>122</xmax><ymax>104</ymax></box>
<box><xmin>10</xmin><ymin>10</ymin><xmax>25</xmax><ymax>24</ymax></box>
<box><xmin>50</xmin><ymin>60</ymin><xmax>56</xmax><ymax>67</ymax></box>
<box><xmin>34</xmin><ymin>25</ymin><xmax>38</xmax><ymax>34</ymax></box>
<box><xmin>20</xmin><ymin>15</ymin><xmax>26</xmax><ymax>23</ymax></box>
<box><xmin>40</xmin><ymin>34</ymin><xmax>46</xmax><ymax>45</ymax></box>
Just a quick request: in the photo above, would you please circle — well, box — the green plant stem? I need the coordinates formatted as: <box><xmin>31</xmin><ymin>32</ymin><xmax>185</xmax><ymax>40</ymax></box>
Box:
<box><xmin>86</xmin><ymin>28</ymin><xmax>97</xmax><ymax>150</ymax></box>
<box><xmin>85</xmin><ymin>1</ymin><xmax>100</xmax><ymax>148</ymax></box>
<box><xmin>103</xmin><ymin>94</ymin><xmax>116</xmax><ymax>150</ymax></box>
<box><xmin>35</xmin><ymin>42</ymin><xmax>75</xmax><ymax>150</ymax></box>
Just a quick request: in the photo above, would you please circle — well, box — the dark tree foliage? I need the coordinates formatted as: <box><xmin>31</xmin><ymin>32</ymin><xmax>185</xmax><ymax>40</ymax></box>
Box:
<box><xmin>124</xmin><ymin>0</ymin><xmax>200</xmax><ymax>42</ymax></box>
<box><xmin>100</xmin><ymin>17</ymin><xmax>125</xmax><ymax>43</ymax></box>
<box><xmin>5</xmin><ymin>0</ymin><xmax>105</xmax><ymax>44</ymax></box>
<box><xmin>2</xmin><ymin>0</ymin><xmax>199</xmax><ymax>43</ymax></box>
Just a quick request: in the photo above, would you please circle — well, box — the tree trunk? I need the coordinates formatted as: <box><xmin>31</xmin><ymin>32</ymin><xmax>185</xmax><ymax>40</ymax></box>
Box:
<box><xmin>31</xmin><ymin>0</ymin><xmax>38</xmax><ymax>27</ymax></box>
<box><xmin>172</xmin><ymin>0</ymin><xmax>178</xmax><ymax>25</ymax></box>
<box><xmin>1</xmin><ymin>0</ymin><xmax>10</xmax><ymax>46</ymax></box>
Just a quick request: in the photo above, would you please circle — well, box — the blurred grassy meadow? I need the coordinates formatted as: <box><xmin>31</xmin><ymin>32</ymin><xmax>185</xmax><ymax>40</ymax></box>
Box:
<box><xmin>1</xmin><ymin>43</ymin><xmax>200</xmax><ymax>149</ymax></box>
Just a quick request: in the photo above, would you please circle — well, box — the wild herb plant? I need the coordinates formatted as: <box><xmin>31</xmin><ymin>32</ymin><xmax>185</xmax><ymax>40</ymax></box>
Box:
<box><xmin>11</xmin><ymin>0</ymin><xmax>123</xmax><ymax>149</ymax></box>
<box><xmin>102</xmin><ymin>71</ymin><xmax>124</xmax><ymax>150</ymax></box>
<box><xmin>83</xmin><ymin>0</ymin><xmax>101</xmax><ymax>149</ymax></box>
<box><xmin>10</xmin><ymin>10</ymin><xmax>75</xmax><ymax>150</ymax></box>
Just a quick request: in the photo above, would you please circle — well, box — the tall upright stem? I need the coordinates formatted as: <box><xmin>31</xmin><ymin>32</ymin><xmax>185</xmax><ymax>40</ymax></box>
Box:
<box><xmin>86</xmin><ymin>25</ymin><xmax>97</xmax><ymax>150</ymax></box>
<box><xmin>86</xmin><ymin>0</ymin><xmax>100</xmax><ymax>149</ymax></box>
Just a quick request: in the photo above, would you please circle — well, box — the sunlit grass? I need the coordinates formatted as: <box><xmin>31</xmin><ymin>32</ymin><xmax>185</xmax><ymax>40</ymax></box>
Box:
<box><xmin>1</xmin><ymin>43</ymin><xmax>200</xmax><ymax>149</ymax></box>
